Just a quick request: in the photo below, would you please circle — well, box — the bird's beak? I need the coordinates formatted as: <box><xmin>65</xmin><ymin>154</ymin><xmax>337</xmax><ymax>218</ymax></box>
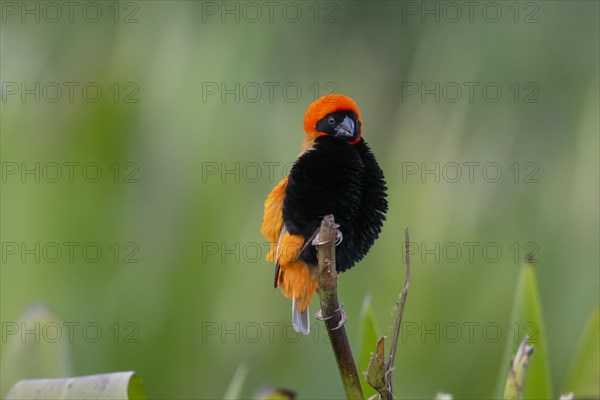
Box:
<box><xmin>334</xmin><ymin>116</ymin><xmax>355</xmax><ymax>139</ymax></box>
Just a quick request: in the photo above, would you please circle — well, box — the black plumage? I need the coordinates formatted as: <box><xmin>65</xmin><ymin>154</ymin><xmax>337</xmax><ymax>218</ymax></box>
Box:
<box><xmin>282</xmin><ymin>135</ymin><xmax>388</xmax><ymax>272</ymax></box>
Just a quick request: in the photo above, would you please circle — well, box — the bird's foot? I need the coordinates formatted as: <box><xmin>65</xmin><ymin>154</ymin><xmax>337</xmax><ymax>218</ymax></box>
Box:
<box><xmin>311</xmin><ymin>224</ymin><xmax>343</xmax><ymax>247</ymax></box>
<box><xmin>331</xmin><ymin>304</ymin><xmax>347</xmax><ymax>330</ymax></box>
<box><xmin>311</xmin><ymin>233</ymin><xmax>329</xmax><ymax>246</ymax></box>
<box><xmin>314</xmin><ymin>309</ymin><xmax>332</xmax><ymax>321</ymax></box>
<box><xmin>315</xmin><ymin>304</ymin><xmax>347</xmax><ymax>330</ymax></box>
<box><xmin>335</xmin><ymin>230</ymin><xmax>343</xmax><ymax>246</ymax></box>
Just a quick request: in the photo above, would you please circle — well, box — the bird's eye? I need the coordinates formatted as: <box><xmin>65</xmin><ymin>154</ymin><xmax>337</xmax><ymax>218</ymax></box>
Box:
<box><xmin>327</xmin><ymin>117</ymin><xmax>335</xmax><ymax>125</ymax></box>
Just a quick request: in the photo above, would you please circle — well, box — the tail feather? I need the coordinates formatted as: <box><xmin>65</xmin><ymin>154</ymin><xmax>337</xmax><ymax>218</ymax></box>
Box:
<box><xmin>292</xmin><ymin>298</ymin><xmax>310</xmax><ymax>334</ymax></box>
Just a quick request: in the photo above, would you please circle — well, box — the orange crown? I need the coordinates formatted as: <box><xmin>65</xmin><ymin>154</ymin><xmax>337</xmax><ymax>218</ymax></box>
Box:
<box><xmin>303</xmin><ymin>94</ymin><xmax>362</xmax><ymax>140</ymax></box>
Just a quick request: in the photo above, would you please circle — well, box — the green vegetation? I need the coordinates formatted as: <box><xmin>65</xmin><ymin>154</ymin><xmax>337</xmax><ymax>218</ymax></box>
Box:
<box><xmin>1</xmin><ymin>2</ymin><xmax>598</xmax><ymax>398</ymax></box>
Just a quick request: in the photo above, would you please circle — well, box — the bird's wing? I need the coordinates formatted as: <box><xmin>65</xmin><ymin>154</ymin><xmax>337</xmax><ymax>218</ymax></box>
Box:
<box><xmin>261</xmin><ymin>175</ymin><xmax>288</xmax><ymax>245</ymax></box>
<box><xmin>261</xmin><ymin>176</ymin><xmax>289</xmax><ymax>287</ymax></box>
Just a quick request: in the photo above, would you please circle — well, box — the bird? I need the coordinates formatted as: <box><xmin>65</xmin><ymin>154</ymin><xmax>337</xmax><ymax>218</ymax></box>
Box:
<box><xmin>261</xmin><ymin>94</ymin><xmax>388</xmax><ymax>334</ymax></box>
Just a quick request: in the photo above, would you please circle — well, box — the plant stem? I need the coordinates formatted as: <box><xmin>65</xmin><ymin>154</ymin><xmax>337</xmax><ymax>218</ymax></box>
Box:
<box><xmin>316</xmin><ymin>215</ymin><xmax>364</xmax><ymax>400</ymax></box>
<box><xmin>385</xmin><ymin>227</ymin><xmax>411</xmax><ymax>397</ymax></box>
<box><xmin>503</xmin><ymin>336</ymin><xmax>534</xmax><ymax>400</ymax></box>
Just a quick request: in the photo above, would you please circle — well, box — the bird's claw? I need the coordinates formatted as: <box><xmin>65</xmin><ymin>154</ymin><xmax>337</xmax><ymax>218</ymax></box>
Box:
<box><xmin>311</xmin><ymin>233</ymin><xmax>329</xmax><ymax>246</ymax></box>
<box><xmin>315</xmin><ymin>304</ymin><xmax>347</xmax><ymax>330</ymax></box>
<box><xmin>335</xmin><ymin>230</ymin><xmax>343</xmax><ymax>246</ymax></box>
<box><xmin>315</xmin><ymin>309</ymin><xmax>332</xmax><ymax>321</ymax></box>
<box><xmin>332</xmin><ymin>304</ymin><xmax>347</xmax><ymax>330</ymax></box>
<box><xmin>311</xmin><ymin>224</ymin><xmax>343</xmax><ymax>247</ymax></box>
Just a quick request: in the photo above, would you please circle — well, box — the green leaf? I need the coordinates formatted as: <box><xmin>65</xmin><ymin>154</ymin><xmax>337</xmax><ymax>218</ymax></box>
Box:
<box><xmin>223</xmin><ymin>362</ymin><xmax>249</xmax><ymax>399</ymax></box>
<box><xmin>563</xmin><ymin>305</ymin><xmax>600</xmax><ymax>398</ymax></box>
<box><xmin>5</xmin><ymin>371</ymin><xmax>146</xmax><ymax>400</ymax></box>
<box><xmin>356</xmin><ymin>295</ymin><xmax>380</xmax><ymax>399</ymax></box>
<box><xmin>495</xmin><ymin>262</ymin><xmax>553</xmax><ymax>399</ymax></box>
<box><xmin>0</xmin><ymin>304</ymin><xmax>73</xmax><ymax>397</ymax></box>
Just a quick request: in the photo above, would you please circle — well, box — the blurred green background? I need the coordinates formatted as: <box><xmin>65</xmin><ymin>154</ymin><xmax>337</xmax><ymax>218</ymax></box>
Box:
<box><xmin>1</xmin><ymin>1</ymin><xmax>598</xmax><ymax>399</ymax></box>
